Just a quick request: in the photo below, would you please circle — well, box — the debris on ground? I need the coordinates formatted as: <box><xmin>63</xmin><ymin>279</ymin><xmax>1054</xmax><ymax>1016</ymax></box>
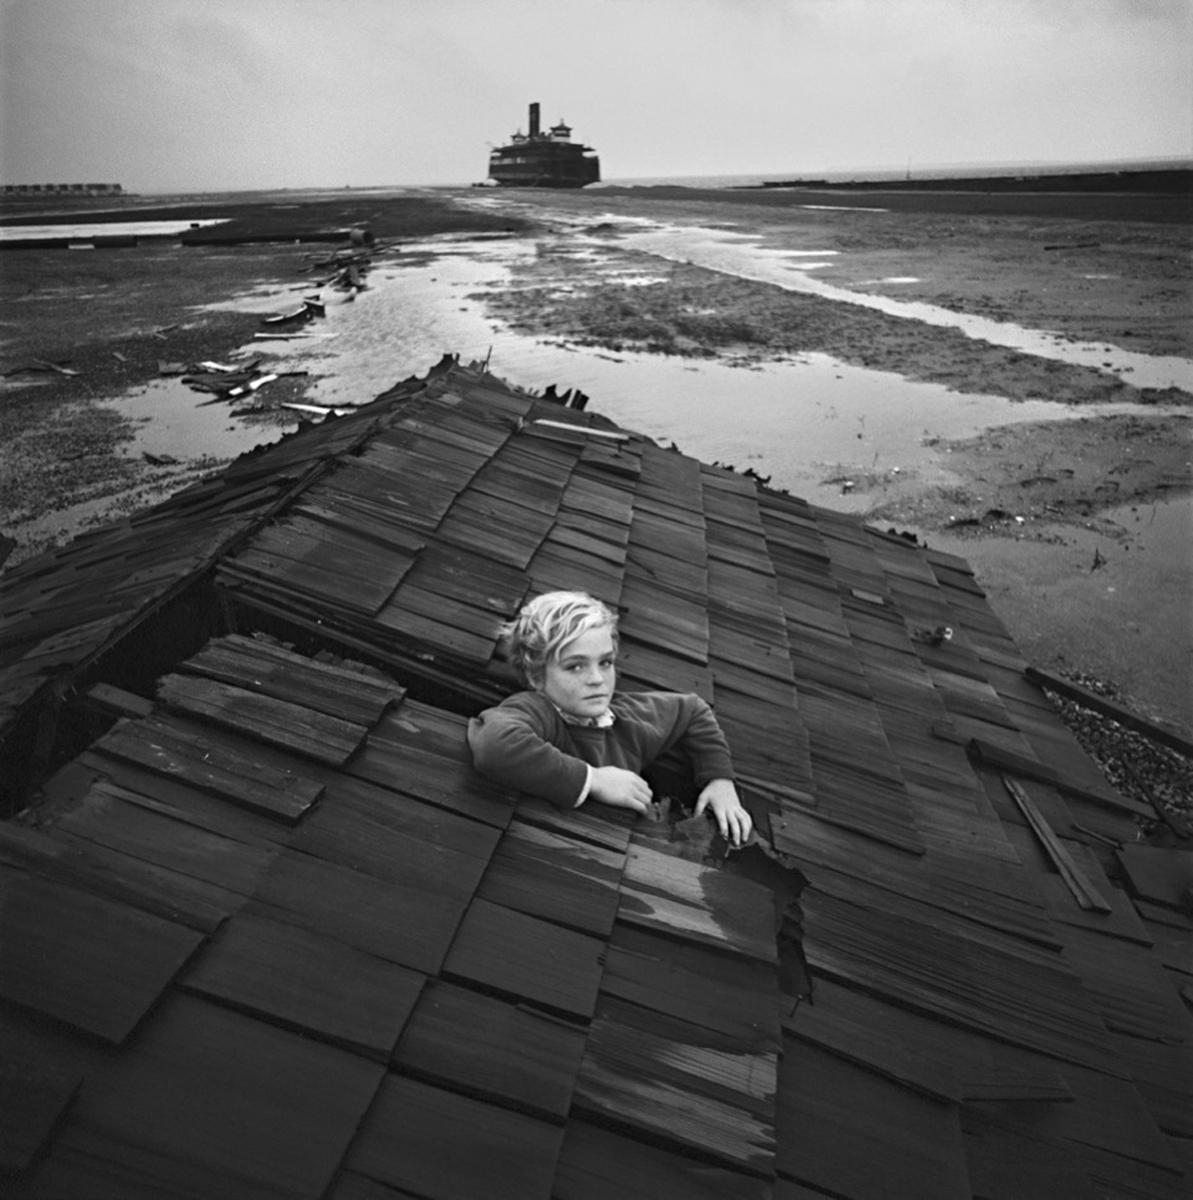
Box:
<box><xmin>1041</xmin><ymin>667</ymin><xmax>1193</xmax><ymax>838</ymax></box>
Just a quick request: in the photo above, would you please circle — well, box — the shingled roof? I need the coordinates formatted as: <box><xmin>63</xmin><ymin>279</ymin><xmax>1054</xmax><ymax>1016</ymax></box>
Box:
<box><xmin>1</xmin><ymin>358</ymin><xmax>1190</xmax><ymax>1198</ymax></box>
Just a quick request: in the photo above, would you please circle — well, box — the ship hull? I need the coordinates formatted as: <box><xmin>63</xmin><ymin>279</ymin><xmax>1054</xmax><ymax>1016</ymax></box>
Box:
<box><xmin>488</xmin><ymin>145</ymin><xmax>600</xmax><ymax>188</ymax></box>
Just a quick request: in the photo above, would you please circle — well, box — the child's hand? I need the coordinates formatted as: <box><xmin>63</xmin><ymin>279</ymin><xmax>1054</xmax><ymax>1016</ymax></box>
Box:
<box><xmin>590</xmin><ymin>766</ymin><xmax>653</xmax><ymax>815</ymax></box>
<box><xmin>695</xmin><ymin>779</ymin><xmax>752</xmax><ymax>847</ymax></box>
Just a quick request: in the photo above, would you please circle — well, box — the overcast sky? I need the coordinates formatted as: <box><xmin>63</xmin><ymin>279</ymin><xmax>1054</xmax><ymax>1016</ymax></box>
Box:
<box><xmin>1</xmin><ymin>0</ymin><xmax>1189</xmax><ymax>193</ymax></box>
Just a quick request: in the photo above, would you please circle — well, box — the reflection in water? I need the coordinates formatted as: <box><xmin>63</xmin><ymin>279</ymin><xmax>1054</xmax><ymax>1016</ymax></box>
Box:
<box><xmin>243</xmin><ymin>235</ymin><xmax>1182</xmax><ymax>510</ymax></box>
<box><xmin>615</xmin><ymin>223</ymin><xmax>1193</xmax><ymax>391</ymax></box>
<box><xmin>108</xmin><ymin>224</ymin><xmax>1188</xmax><ymax>515</ymax></box>
<box><xmin>105</xmin><ymin>376</ymin><xmax>296</xmax><ymax>460</ymax></box>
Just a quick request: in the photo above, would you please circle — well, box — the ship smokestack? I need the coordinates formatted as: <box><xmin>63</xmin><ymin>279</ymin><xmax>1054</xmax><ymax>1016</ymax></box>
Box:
<box><xmin>528</xmin><ymin>102</ymin><xmax>540</xmax><ymax>138</ymax></box>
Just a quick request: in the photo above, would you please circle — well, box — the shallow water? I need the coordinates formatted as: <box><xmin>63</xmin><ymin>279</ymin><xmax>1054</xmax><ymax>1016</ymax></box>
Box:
<box><xmin>231</xmin><ymin>233</ymin><xmax>1186</xmax><ymax>511</ymax></box>
<box><xmin>612</xmin><ymin>223</ymin><xmax>1193</xmax><ymax>392</ymax></box>
<box><xmin>0</xmin><ymin>219</ymin><xmax>228</xmax><ymax>241</ymax></box>
<box><xmin>105</xmin><ymin>376</ymin><xmax>296</xmax><ymax>461</ymax></box>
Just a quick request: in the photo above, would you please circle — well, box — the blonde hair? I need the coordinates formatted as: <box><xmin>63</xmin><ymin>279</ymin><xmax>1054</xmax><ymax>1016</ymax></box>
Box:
<box><xmin>501</xmin><ymin>591</ymin><xmax>618</xmax><ymax>685</ymax></box>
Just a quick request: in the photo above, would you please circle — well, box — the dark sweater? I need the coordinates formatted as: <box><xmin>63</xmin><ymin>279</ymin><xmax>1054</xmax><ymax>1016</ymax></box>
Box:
<box><xmin>467</xmin><ymin>689</ymin><xmax>735</xmax><ymax>809</ymax></box>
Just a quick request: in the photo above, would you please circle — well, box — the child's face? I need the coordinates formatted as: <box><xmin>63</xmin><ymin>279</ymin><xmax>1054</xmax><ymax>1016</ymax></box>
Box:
<box><xmin>538</xmin><ymin>624</ymin><xmax>616</xmax><ymax>719</ymax></box>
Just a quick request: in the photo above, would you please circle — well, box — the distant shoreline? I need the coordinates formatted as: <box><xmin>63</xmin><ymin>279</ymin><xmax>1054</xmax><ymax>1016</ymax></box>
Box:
<box><xmin>747</xmin><ymin>167</ymin><xmax>1192</xmax><ymax>194</ymax></box>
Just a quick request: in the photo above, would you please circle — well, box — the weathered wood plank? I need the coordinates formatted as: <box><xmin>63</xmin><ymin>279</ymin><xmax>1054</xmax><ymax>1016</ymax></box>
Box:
<box><xmin>94</xmin><ymin>712</ymin><xmax>323</xmax><ymax>824</ymax></box>
<box><xmin>801</xmin><ymin>887</ymin><xmax>1118</xmax><ymax>1073</ymax></box>
<box><xmin>603</xmin><ymin>924</ymin><xmax>781</xmax><ymax>1047</ymax></box>
<box><xmin>180</xmin><ymin>633</ymin><xmax>404</xmax><ymax>724</ymax></box>
<box><xmin>554</xmin><ymin>1120</ymin><xmax>771</xmax><ymax>1200</ymax></box>
<box><xmin>0</xmin><ymin>866</ymin><xmax>203</xmax><ymax>1044</ymax></box>
<box><xmin>1027</xmin><ymin>665</ymin><xmax>1193</xmax><ymax>756</ymax></box>
<box><xmin>157</xmin><ymin>674</ymin><xmax>367</xmax><ymax>766</ymax></box>
<box><xmin>251</xmin><ymin>850</ymin><xmax>469</xmax><ymax>975</ymax></box>
<box><xmin>619</xmin><ymin>842</ymin><xmax>777</xmax><ymax>964</ymax></box>
<box><xmin>783</xmin><ymin>976</ymin><xmax>960</xmax><ymax>1103</ymax></box>
<box><xmin>0</xmin><ymin>819</ymin><xmax>234</xmax><ymax>934</ymax></box>
<box><xmin>289</xmin><ymin>790</ymin><xmax>493</xmax><ymax>899</ymax></box>
<box><xmin>349</xmin><ymin>708</ymin><xmax>515</xmax><ymax>829</ymax></box>
<box><xmin>442</xmin><ymin>898</ymin><xmax>604</xmax><ymax>1019</ymax></box>
<box><xmin>345</xmin><ymin>1073</ymin><xmax>563</xmax><ymax>1200</ymax></box>
<box><xmin>514</xmin><ymin>794</ymin><xmax>633</xmax><ymax>853</ymax></box>
<box><xmin>1116</xmin><ymin>844</ymin><xmax>1193</xmax><ymax>912</ymax></box>
<box><xmin>573</xmin><ymin>1001</ymin><xmax>777</xmax><ymax>1175</ymax></box>
<box><xmin>0</xmin><ymin>1056</ymin><xmax>82</xmax><ymax>1173</ymax></box>
<box><xmin>60</xmin><ymin>992</ymin><xmax>385</xmax><ymax>1200</ymax></box>
<box><xmin>56</xmin><ymin>780</ymin><xmax>279</xmax><ymax>896</ymax></box>
<box><xmin>477</xmin><ymin>820</ymin><xmax>623</xmax><ymax>937</ymax></box>
<box><xmin>1002</xmin><ymin>774</ymin><xmax>1112</xmax><ymax>913</ymax></box>
<box><xmin>183</xmin><ymin>911</ymin><xmax>425</xmax><ymax>1059</ymax></box>
<box><xmin>776</xmin><ymin>1035</ymin><xmax>971</xmax><ymax>1200</ymax></box>
<box><xmin>393</xmin><ymin>979</ymin><xmax>586</xmax><ymax>1121</ymax></box>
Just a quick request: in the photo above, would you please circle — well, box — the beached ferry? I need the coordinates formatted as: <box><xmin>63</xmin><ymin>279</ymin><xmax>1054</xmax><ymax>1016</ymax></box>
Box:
<box><xmin>487</xmin><ymin>102</ymin><xmax>600</xmax><ymax>188</ymax></box>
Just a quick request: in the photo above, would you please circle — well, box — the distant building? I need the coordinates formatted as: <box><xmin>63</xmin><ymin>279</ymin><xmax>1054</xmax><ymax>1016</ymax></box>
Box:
<box><xmin>1</xmin><ymin>182</ymin><xmax>123</xmax><ymax>195</ymax></box>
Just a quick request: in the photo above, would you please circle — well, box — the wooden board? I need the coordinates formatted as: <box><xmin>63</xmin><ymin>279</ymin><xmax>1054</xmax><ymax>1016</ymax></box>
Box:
<box><xmin>0</xmin><ymin>865</ymin><xmax>203</xmax><ymax>1044</ymax></box>
<box><xmin>288</xmin><ymin>789</ymin><xmax>493</xmax><ymax>899</ymax></box>
<box><xmin>619</xmin><ymin>841</ymin><xmax>777</xmax><ymax>964</ymax></box>
<box><xmin>775</xmin><ymin>1034</ymin><xmax>971</xmax><ymax>1200</ymax></box>
<box><xmin>602</xmin><ymin>924</ymin><xmax>781</xmax><ymax>1047</ymax></box>
<box><xmin>94</xmin><ymin>711</ymin><xmax>323</xmax><ymax>824</ymax></box>
<box><xmin>573</xmin><ymin>998</ymin><xmax>777</xmax><ymax>1176</ymax></box>
<box><xmin>514</xmin><ymin>794</ymin><xmax>633</xmax><ymax>853</ymax></box>
<box><xmin>1116</xmin><ymin>845</ymin><xmax>1193</xmax><ymax>911</ymax></box>
<box><xmin>345</xmin><ymin>1072</ymin><xmax>563</xmax><ymax>1200</ymax></box>
<box><xmin>157</xmin><ymin>673</ymin><xmax>368</xmax><ymax>767</ymax></box>
<box><xmin>399</xmin><ymin>541</ymin><xmax>528</xmax><ymax>614</ymax></box>
<box><xmin>393</xmin><ymin>978</ymin><xmax>586</xmax><ymax>1120</ymax></box>
<box><xmin>527</xmin><ymin>543</ymin><xmax>624</xmax><ymax>604</ymax></box>
<box><xmin>442</xmin><ymin>898</ymin><xmax>605</xmax><ymax>1019</ymax></box>
<box><xmin>783</xmin><ymin>976</ymin><xmax>961</xmax><ymax>1103</ymax></box>
<box><xmin>179</xmin><ymin>633</ymin><xmax>405</xmax><ymax>725</ymax></box>
<box><xmin>251</xmin><ymin>849</ymin><xmax>470</xmax><ymax>975</ymax></box>
<box><xmin>292</xmin><ymin>492</ymin><xmax>427</xmax><ymax>557</ymax></box>
<box><xmin>183</xmin><ymin>910</ymin><xmax>425</xmax><ymax>1059</ymax></box>
<box><xmin>0</xmin><ymin>818</ymin><xmax>235</xmax><ymax>935</ymax></box>
<box><xmin>553</xmin><ymin>1120</ymin><xmax>770</xmax><ymax>1200</ymax></box>
<box><xmin>56</xmin><ymin>780</ymin><xmax>279</xmax><ymax>896</ymax></box>
<box><xmin>801</xmin><ymin>887</ymin><xmax>1118</xmax><ymax>1073</ymax></box>
<box><xmin>477</xmin><ymin>819</ymin><xmax>623</xmax><ymax>938</ymax></box>
<box><xmin>57</xmin><ymin>992</ymin><xmax>384</xmax><ymax>1200</ymax></box>
<box><xmin>232</xmin><ymin>515</ymin><xmax>414</xmax><ymax>615</ymax></box>
<box><xmin>0</xmin><ymin>1056</ymin><xmax>82</xmax><ymax>1173</ymax></box>
<box><xmin>317</xmin><ymin>773</ymin><xmax>501</xmax><ymax>863</ymax></box>
<box><xmin>349</xmin><ymin>707</ymin><xmax>515</xmax><ymax>829</ymax></box>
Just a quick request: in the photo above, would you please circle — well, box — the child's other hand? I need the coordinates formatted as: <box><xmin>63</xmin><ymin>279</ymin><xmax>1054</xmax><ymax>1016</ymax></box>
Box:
<box><xmin>695</xmin><ymin>779</ymin><xmax>752</xmax><ymax>847</ymax></box>
<box><xmin>590</xmin><ymin>766</ymin><xmax>653</xmax><ymax>815</ymax></box>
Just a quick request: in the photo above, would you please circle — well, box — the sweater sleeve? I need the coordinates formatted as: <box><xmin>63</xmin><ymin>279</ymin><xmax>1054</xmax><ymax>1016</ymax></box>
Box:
<box><xmin>467</xmin><ymin>695</ymin><xmax>590</xmax><ymax>808</ymax></box>
<box><xmin>676</xmin><ymin>695</ymin><xmax>736</xmax><ymax>785</ymax></box>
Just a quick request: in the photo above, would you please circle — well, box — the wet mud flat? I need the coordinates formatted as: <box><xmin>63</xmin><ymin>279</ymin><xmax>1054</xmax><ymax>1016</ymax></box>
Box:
<box><xmin>0</xmin><ymin>192</ymin><xmax>530</xmax><ymax>556</ymax></box>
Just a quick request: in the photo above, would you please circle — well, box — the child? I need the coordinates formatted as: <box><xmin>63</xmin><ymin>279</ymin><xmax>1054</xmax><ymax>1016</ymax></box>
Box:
<box><xmin>468</xmin><ymin>590</ymin><xmax>753</xmax><ymax>847</ymax></box>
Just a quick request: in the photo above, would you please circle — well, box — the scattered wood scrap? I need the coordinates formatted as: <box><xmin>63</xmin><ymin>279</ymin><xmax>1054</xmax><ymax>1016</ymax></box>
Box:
<box><xmin>1027</xmin><ymin>666</ymin><xmax>1193</xmax><ymax>758</ymax></box>
<box><xmin>4</xmin><ymin>358</ymin><xmax>80</xmax><ymax>378</ymax></box>
<box><xmin>1001</xmin><ymin>775</ymin><xmax>1113</xmax><ymax>913</ymax></box>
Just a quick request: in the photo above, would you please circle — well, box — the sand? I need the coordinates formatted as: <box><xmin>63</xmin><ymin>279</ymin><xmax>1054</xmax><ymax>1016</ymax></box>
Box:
<box><xmin>1</xmin><ymin>185</ymin><xmax>1190</xmax><ymax>734</ymax></box>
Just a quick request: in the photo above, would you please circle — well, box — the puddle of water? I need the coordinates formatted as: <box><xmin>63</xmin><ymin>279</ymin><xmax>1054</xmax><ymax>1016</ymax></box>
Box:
<box><xmin>616</xmin><ymin>223</ymin><xmax>1193</xmax><ymax>392</ymax></box>
<box><xmin>1102</xmin><ymin>493</ymin><xmax>1193</xmax><ymax>556</ymax></box>
<box><xmin>0</xmin><ymin>219</ymin><xmax>228</xmax><ymax>241</ymax></box>
<box><xmin>104</xmin><ymin>376</ymin><xmax>295</xmax><ymax>460</ymax></box>
<box><xmin>800</xmin><ymin>204</ymin><xmax>889</xmax><ymax>212</ymax></box>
